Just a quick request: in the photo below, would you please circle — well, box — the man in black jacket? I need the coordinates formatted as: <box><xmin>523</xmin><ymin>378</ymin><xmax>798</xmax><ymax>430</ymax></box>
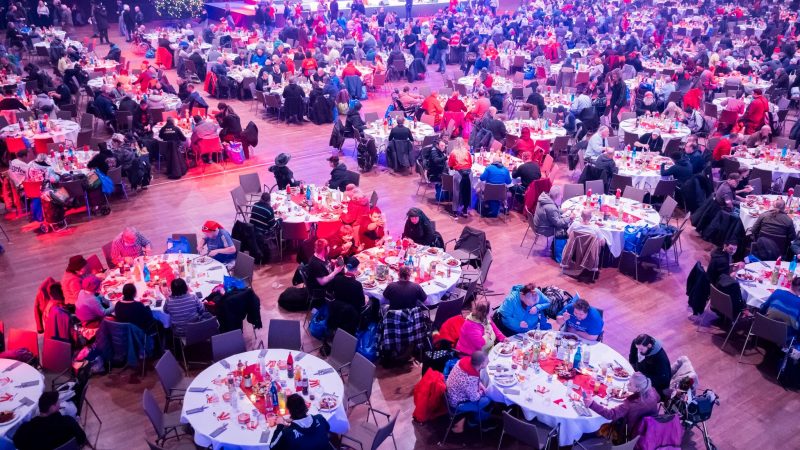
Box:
<box><xmin>483</xmin><ymin>107</ymin><xmax>507</xmax><ymax>142</ymax></box>
<box><xmin>593</xmin><ymin>147</ymin><xmax>619</xmax><ymax>183</ymax></box>
<box><xmin>282</xmin><ymin>77</ymin><xmax>306</xmax><ymax>123</ymax></box>
<box><xmin>388</xmin><ymin>116</ymin><xmax>413</xmax><ymax>141</ymax></box>
<box><xmin>510</xmin><ymin>152</ymin><xmax>541</xmax><ymax>201</ymax></box>
<box><xmin>327</xmin><ymin>155</ymin><xmax>350</xmax><ymax>190</ymax></box>
<box><xmin>216</xmin><ymin>103</ymin><xmax>242</xmax><ymax>143</ymax></box>
<box><xmin>13</xmin><ymin>391</ymin><xmax>87</xmax><ymax>450</ymax></box>
<box><xmin>660</xmin><ymin>152</ymin><xmax>693</xmax><ymax>185</ymax></box>
<box><xmin>707</xmin><ymin>241</ymin><xmax>740</xmax><ymax>286</ymax></box>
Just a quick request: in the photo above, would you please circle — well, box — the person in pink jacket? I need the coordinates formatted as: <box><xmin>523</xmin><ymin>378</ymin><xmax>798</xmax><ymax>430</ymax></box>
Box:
<box><xmin>455</xmin><ymin>300</ymin><xmax>506</xmax><ymax>355</ymax></box>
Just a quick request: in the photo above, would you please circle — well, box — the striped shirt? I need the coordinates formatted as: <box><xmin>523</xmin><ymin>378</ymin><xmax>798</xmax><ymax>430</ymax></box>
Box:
<box><xmin>110</xmin><ymin>231</ymin><xmax>152</xmax><ymax>266</ymax></box>
<box><xmin>164</xmin><ymin>293</ymin><xmax>205</xmax><ymax>336</ymax></box>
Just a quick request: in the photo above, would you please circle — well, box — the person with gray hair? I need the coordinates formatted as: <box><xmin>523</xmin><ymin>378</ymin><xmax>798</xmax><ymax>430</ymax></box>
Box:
<box><xmin>582</xmin><ymin>371</ymin><xmax>660</xmax><ymax>443</ymax></box>
<box><xmin>533</xmin><ymin>185</ymin><xmax>571</xmax><ymax>238</ymax></box>
<box><xmin>445</xmin><ymin>350</ymin><xmax>492</xmax><ymax>434</ymax></box>
<box><xmin>110</xmin><ymin>226</ymin><xmax>152</xmax><ymax>266</ymax></box>
<box><xmin>751</xmin><ymin>197</ymin><xmax>797</xmax><ymax>243</ymax></box>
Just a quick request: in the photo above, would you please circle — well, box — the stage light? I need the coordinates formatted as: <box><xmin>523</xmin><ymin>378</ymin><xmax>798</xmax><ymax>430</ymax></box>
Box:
<box><xmin>153</xmin><ymin>0</ymin><xmax>205</xmax><ymax>18</ymax></box>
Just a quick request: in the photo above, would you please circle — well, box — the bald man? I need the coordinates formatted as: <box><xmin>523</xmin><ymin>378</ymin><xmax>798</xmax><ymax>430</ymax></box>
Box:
<box><xmin>751</xmin><ymin>198</ymin><xmax>797</xmax><ymax>243</ymax></box>
<box><xmin>110</xmin><ymin>227</ymin><xmax>152</xmax><ymax>266</ymax></box>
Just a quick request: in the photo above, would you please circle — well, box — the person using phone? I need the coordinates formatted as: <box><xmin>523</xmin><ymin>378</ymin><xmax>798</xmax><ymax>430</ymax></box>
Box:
<box><xmin>164</xmin><ymin>278</ymin><xmax>212</xmax><ymax>337</ymax></box>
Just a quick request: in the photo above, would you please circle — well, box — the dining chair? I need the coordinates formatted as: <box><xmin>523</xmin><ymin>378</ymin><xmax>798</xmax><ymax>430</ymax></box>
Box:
<box><xmin>142</xmin><ymin>388</ymin><xmax>185</xmax><ymax>446</ymax></box>
<box><xmin>622</xmin><ymin>186</ymin><xmax>647</xmax><ymax>203</ymax></box>
<box><xmin>267</xmin><ymin>319</ymin><xmax>302</xmax><ymax>351</ymax></box>
<box><xmin>340</xmin><ymin>409</ymin><xmax>398</xmax><ymax>450</ymax></box>
<box><xmin>562</xmin><ymin>183</ymin><xmax>585</xmax><ymax>202</ymax></box>
<box><xmin>622</xmin><ymin>235</ymin><xmax>666</xmax><ymax>282</ymax></box>
<box><xmin>232</xmin><ymin>251</ymin><xmax>255</xmax><ymax>285</ymax></box>
<box><xmin>432</xmin><ymin>298</ymin><xmax>465</xmax><ymax>330</ymax></box>
<box><xmin>326</xmin><ymin>329</ymin><xmax>358</xmax><ymax>376</ymax></box>
<box><xmin>658</xmin><ymin>196</ymin><xmax>678</xmax><ymax>224</ymax></box>
<box><xmin>54</xmin><ymin>438</ymin><xmax>79</xmax><ymax>450</ymax></box>
<box><xmin>585</xmin><ymin>179</ymin><xmax>604</xmax><ymax>196</ymax></box>
<box><xmin>41</xmin><ymin>338</ymin><xmax>73</xmax><ymax>390</ymax></box>
<box><xmin>739</xmin><ymin>312</ymin><xmax>795</xmax><ymax>379</ymax></box>
<box><xmin>211</xmin><ymin>330</ymin><xmax>247</xmax><ymax>363</ymax></box>
<box><xmin>7</xmin><ymin>328</ymin><xmax>39</xmax><ymax>360</ymax></box>
<box><xmin>170</xmin><ymin>234</ymin><xmax>198</xmax><ymax>254</ymax></box>
<box><xmin>155</xmin><ymin>351</ymin><xmax>193</xmax><ymax>412</ymax></box>
<box><xmin>344</xmin><ymin>353</ymin><xmax>377</xmax><ymax>420</ymax></box>
<box><xmin>178</xmin><ymin>317</ymin><xmax>220</xmax><ymax>372</ymax></box>
<box><xmin>497</xmin><ymin>410</ymin><xmax>549</xmax><ymax>449</ymax></box>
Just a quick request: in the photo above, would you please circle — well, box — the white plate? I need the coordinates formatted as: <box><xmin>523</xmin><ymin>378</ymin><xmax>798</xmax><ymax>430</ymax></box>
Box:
<box><xmin>494</xmin><ymin>375</ymin><xmax>517</xmax><ymax>387</ymax></box>
<box><xmin>385</xmin><ymin>256</ymin><xmax>399</xmax><ymax>265</ymax></box>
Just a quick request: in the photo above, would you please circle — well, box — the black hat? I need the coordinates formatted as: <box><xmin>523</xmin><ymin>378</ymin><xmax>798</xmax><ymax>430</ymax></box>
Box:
<box><xmin>66</xmin><ymin>255</ymin><xmax>87</xmax><ymax>273</ymax></box>
<box><xmin>274</xmin><ymin>153</ymin><xmax>291</xmax><ymax>167</ymax></box>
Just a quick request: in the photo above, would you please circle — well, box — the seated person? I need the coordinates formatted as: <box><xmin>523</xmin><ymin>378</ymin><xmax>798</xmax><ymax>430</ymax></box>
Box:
<box><xmin>164</xmin><ymin>278</ymin><xmax>209</xmax><ymax>336</ymax></box>
<box><xmin>328</xmin><ymin>256</ymin><xmax>367</xmax><ymax>335</ymax></box>
<box><xmin>714</xmin><ymin>173</ymin><xmax>750</xmax><ymax>212</ymax></box>
<box><xmin>533</xmin><ymin>186</ymin><xmax>570</xmax><ymax>238</ymax></box>
<box><xmin>270</xmin><ymin>393</ymin><xmax>331</xmax><ymax>449</ymax></box>
<box><xmin>305</xmin><ymin>239</ymin><xmax>343</xmax><ymax>305</ymax></box>
<box><xmin>402</xmin><ymin>208</ymin><xmax>436</xmax><ymax>246</ymax></box>
<box><xmin>328</xmin><ymin>225</ymin><xmax>362</xmax><ymax>259</ymax></box>
<box><xmin>75</xmin><ymin>276</ymin><xmax>114</xmax><ymax>326</ymax></box>
<box><xmin>358</xmin><ymin>207</ymin><xmax>386</xmax><ymax>249</ymax></box>
<box><xmin>456</xmin><ymin>300</ymin><xmax>506</xmax><ymax>355</ymax></box>
<box><xmin>114</xmin><ymin>283</ymin><xmax>156</xmax><ymax>332</ymax></box>
<box><xmin>568</xmin><ymin>208</ymin><xmax>603</xmax><ymax>239</ymax></box>
<box><xmin>110</xmin><ymin>226</ymin><xmax>152</xmax><ymax>267</ymax></box>
<box><xmin>12</xmin><ymin>391</ymin><xmax>87</xmax><ymax>450</ymax></box>
<box><xmin>200</xmin><ymin>220</ymin><xmax>237</xmax><ymax>267</ymax></box>
<box><xmin>445</xmin><ymin>350</ymin><xmax>492</xmax><ymax>434</ymax></box>
<box><xmin>581</xmin><ymin>372</ymin><xmax>660</xmax><ymax>444</ymax></box>
<box><xmin>556</xmin><ymin>297</ymin><xmax>604</xmax><ymax>340</ymax></box>
<box><xmin>633</xmin><ymin>130</ymin><xmax>663</xmax><ymax>154</ymax></box>
<box><xmin>751</xmin><ymin>198</ymin><xmax>796</xmax><ymax>243</ymax></box>
<box><xmin>383</xmin><ymin>266</ymin><xmax>427</xmax><ymax>310</ymax></box>
<box><xmin>511</xmin><ymin>152</ymin><xmax>541</xmax><ymax>196</ymax></box>
<box><xmin>157</xmin><ymin>117</ymin><xmax>187</xmax><ymax>143</ymax></box>
<box><xmin>629</xmin><ymin>334</ymin><xmax>671</xmax><ymax>394</ymax></box>
<box><xmin>660</xmin><ymin>152</ymin><xmax>692</xmax><ymax>185</ymax></box>
<box><xmin>496</xmin><ymin>283</ymin><xmax>552</xmax><ymax>335</ymax></box>
<box><xmin>250</xmin><ymin>192</ymin><xmax>277</xmax><ymax>234</ymax></box>
<box><xmin>760</xmin><ymin>277</ymin><xmax>800</xmax><ymax>337</ymax></box>
<box><xmin>423</xmin><ymin>139</ymin><xmax>448</xmax><ymax>183</ymax></box>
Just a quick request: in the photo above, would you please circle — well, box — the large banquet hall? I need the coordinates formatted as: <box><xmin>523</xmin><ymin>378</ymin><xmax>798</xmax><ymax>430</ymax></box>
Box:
<box><xmin>1</xmin><ymin>0</ymin><xmax>800</xmax><ymax>449</ymax></box>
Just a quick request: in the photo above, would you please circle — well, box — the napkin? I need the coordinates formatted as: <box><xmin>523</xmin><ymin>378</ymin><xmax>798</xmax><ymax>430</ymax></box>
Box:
<box><xmin>316</xmin><ymin>368</ymin><xmax>335</xmax><ymax>375</ymax></box>
<box><xmin>209</xmin><ymin>280</ymin><xmax>223</xmax><ymax>284</ymax></box>
<box><xmin>219</xmin><ymin>360</ymin><xmax>231</xmax><ymax>370</ymax></box>
<box><xmin>210</xmin><ymin>424</ymin><xmax>228</xmax><ymax>438</ymax></box>
<box><xmin>185</xmin><ymin>406</ymin><xmax>206</xmax><ymax>415</ymax></box>
<box><xmin>189</xmin><ymin>387</ymin><xmax>209</xmax><ymax>393</ymax></box>
<box><xmin>503</xmin><ymin>388</ymin><xmax>521</xmax><ymax>396</ymax></box>
<box><xmin>295</xmin><ymin>352</ymin><xmax>307</xmax><ymax>362</ymax></box>
<box><xmin>16</xmin><ymin>380</ymin><xmax>40</xmax><ymax>388</ymax></box>
<box><xmin>2</xmin><ymin>361</ymin><xmax>22</xmax><ymax>373</ymax></box>
<box><xmin>209</xmin><ymin>266</ymin><xmax>224</xmax><ymax>271</ymax></box>
<box><xmin>260</xmin><ymin>430</ymin><xmax>272</xmax><ymax>443</ymax></box>
<box><xmin>259</xmin><ymin>349</ymin><xmax>268</xmax><ymax>358</ymax></box>
<box><xmin>434</xmin><ymin>281</ymin><xmax>448</xmax><ymax>288</ymax></box>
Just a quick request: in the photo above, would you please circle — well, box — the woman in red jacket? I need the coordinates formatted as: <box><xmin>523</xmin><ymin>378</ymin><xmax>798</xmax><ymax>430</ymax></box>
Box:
<box><xmin>741</xmin><ymin>89</ymin><xmax>770</xmax><ymax>134</ymax></box>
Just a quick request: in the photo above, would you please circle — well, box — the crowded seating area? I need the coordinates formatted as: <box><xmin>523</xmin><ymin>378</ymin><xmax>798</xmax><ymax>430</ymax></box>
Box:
<box><xmin>1</xmin><ymin>0</ymin><xmax>800</xmax><ymax>449</ymax></box>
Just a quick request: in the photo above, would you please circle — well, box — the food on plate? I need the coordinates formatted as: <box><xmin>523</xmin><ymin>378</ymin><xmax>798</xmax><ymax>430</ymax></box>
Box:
<box><xmin>426</xmin><ymin>247</ymin><xmax>439</xmax><ymax>254</ymax></box>
<box><xmin>0</xmin><ymin>411</ymin><xmax>14</xmax><ymax>423</ymax></box>
<box><xmin>238</xmin><ymin>412</ymin><xmax>251</xmax><ymax>424</ymax></box>
<box><xmin>497</xmin><ymin>343</ymin><xmax>515</xmax><ymax>356</ymax></box>
<box><xmin>319</xmin><ymin>395</ymin><xmax>338</xmax><ymax>411</ymax></box>
<box><xmin>610</xmin><ymin>388</ymin><xmax>632</xmax><ymax>400</ymax></box>
<box><xmin>494</xmin><ymin>373</ymin><xmax>516</xmax><ymax>386</ymax></box>
<box><xmin>613</xmin><ymin>367</ymin><xmax>631</xmax><ymax>379</ymax></box>
<box><xmin>446</xmin><ymin>259</ymin><xmax>459</xmax><ymax>267</ymax></box>
<box><xmin>561</xmin><ymin>333</ymin><xmax>579</xmax><ymax>342</ymax></box>
<box><xmin>736</xmin><ymin>272</ymin><xmax>755</xmax><ymax>281</ymax></box>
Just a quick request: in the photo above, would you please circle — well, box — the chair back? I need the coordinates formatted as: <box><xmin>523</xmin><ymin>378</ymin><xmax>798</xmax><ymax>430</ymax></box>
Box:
<box><xmin>267</xmin><ymin>319</ymin><xmax>302</xmax><ymax>350</ymax></box>
<box><xmin>478</xmin><ymin>249</ymin><xmax>493</xmax><ymax>284</ymax></box>
<box><xmin>748</xmin><ymin>178</ymin><xmax>762</xmax><ymax>196</ymax></box>
<box><xmin>709</xmin><ymin>285</ymin><xmax>734</xmax><ymax>321</ymax></box>
<box><xmin>501</xmin><ymin>410</ymin><xmax>541</xmax><ymax>448</ymax></box>
<box><xmin>230</xmin><ymin>186</ymin><xmax>249</xmax><ymax>209</ymax></box>
<box><xmin>54</xmin><ymin>438</ymin><xmax>79</xmax><ymax>450</ymax></box>
<box><xmin>60</xmin><ymin>180</ymin><xmax>86</xmax><ymax>199</ymax></box>
<box><xmin>142</xmin><ymin>388</ymin><xmax>166</xmax><ymax>438</ymax></box>
<box><xmin>659</xmin><ymin>196</ymin><xmax>678</xmax><ymax>222</ymax></box>
<box><xmin>238</xmin><ymin>173</ymin><xmax>263</xmax><ymax>197</ymax></box>
<box><xmin>155</xmin><ymin>350</ymin><xmax>185</xmax><ymax>396</ymax></box>
<box><xmin>638</xmin><ymin>235</ymin><xmax>666</xmax><ymax>258</ymax></box>
<box><xmin>101</xmin><ymin>241</ymin><xmax>115</xmax><ymax>268</ymax></box>
<box><xmin>440</xmin><ymin>173</ymin><xmax>455</xmax><ymax>193</ymax></box>
<box><xmin>22</xmin><ymin>181</ymin><xmax>43</xmax><ymax>199</ymax></box>
<box><xmin>432</xmin><ymin>298</ymin><xmax>464</xmax><ymax>330</ymax></box>
<box><xmin>149</xmin><ymin>108</ymin><xmax>165</xmax><ymax>124</ymax></box>
<box><xmin>171</xmin><ymin>234</ymin><xmax>199</xmax><ymax>254</ymax></box>
<box><xmin>611</xmin><ymin>436</ymin><xmax>641</xmax><ymax>450</ymax></box>
<box><xmin>198</xmin><ymin>137</ymin><xmax>223</xmax><ymax>155</ymax></box>
<box><xmin>652</xmin><ymin>179</ymin><xmax>678</xmax><ymax>198</ymax></box>
<box><xmin>622</xmin><ymin>186</ymin><xmax>647</xmax><ymax>203</ymax></box>
<box><xmin>212</xmin><ymin>330</ymin><xmax>247</xmax><ymax>362</ymax></box>
<box><xmin>759</xmin><ymin>232</ymin><xmax>787</xmax><ymax>253</ymax></box>
<box><xmin>233</xmin><ymin>252</ymin><xmax>256</xmax><ymax>284</ymax></box>
<box><xmin>563</xmin><ymin>183</ymin><xmax>584</xmax><ymax>201</ymax></box>
<box><xmin>42</xmin><ymin>338</ymin><xmax>72</xmax><ymax>374</ymax></box>
<box><xmin>329</xmin><ymin>329</ymin><xmax>358</xmax><ymax>369</ymax></box>
<box><xmin>107</xmin><ymin>166</ymin><xmax>123</xmax><ymax>184</ymax></box>
<box><xmin>541</xmin><ymin>154</ymin><xmax>555</xmax><ymax>177</ymax></box>
<box><xmin>183</xmin><ymin>317</ymin><xmax>220</xmax><ymax>346</ymax></box>
<box><xmin>783</xmin><ymin>176</ymin><xmax>800</xmax><ymax>194</ymax></box>
<box><xmin>751</xmin><ymin>312</ymin><xmax>789</xmax><ymax>347</ymax></box>
<box><xmin>610</xmin><ymin>174</ymin><xmax>634</xmax><ymax>194</ymax></box>
<box><xmin>364</xmin><ymin>111</ymin><xmax>379</xmax><ymax>123</ymax></box>
<box><xmin>370</xmin><ymin>412</ymin><xmax>398</xmax><ymax>450</ymax></box>
<box><xmin>7</xmin><ymin>328</ymin><xmax>39</xmax><ymax>359</ymax></box>
<box><xmin>482</xmin><ymin>183</ymin><xmax>508</xmax><ymax>203</ymax></box>
<box><xmin>585</xmin><ymin>179</ymin><xmax>604</xmax><ymax>196</ymax></box>
<box><xmin>348</xmin><ymin>353</ymin><xmax>376</xmax><ymax>401</ymax></box>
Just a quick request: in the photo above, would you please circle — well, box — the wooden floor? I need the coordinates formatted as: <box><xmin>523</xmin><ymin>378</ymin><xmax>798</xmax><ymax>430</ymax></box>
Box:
<box><xmin>1</xmin><ymin>21</ymin><xmax>799</xmax><ymax>450</ymax></box>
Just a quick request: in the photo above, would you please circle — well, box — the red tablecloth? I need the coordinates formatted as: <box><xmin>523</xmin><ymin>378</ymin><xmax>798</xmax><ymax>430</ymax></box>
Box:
<box><xmin>539</xmin><ymin>357</ymin><xmax>608</xmax><ymax>398</ymax></box>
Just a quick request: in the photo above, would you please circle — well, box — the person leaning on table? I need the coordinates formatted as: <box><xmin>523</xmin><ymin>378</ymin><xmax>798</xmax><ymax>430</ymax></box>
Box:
<box><xmin>581</xmin><ymin>372</ymin><xmax>660</xmax><ymax>445</ymax></box>
<box><xmin>556</xmin><ymin>297</ymin><xmax>604</xmax><ymax>341</ymax></box>
<box><xmin>270</xmin><ymin>393</ymin><xmax>331</xmax><ymax>450</ymax></box>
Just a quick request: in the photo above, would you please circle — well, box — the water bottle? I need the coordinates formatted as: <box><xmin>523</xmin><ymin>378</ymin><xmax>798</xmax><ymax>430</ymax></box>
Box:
<box><xmin>782</xmin><ymin>146</ymin><xmax>788</xmax><ymax>159</ymax></box>
<box><xmin>790</xmin><ymin>256</ymin><xmax>797</xmax><ymax>277</ymax></box>
<box><xmin>573</xmin><ymin>345</ymin><xmax>582</xmax><ymax>369</ymax></box>
<box><xmin>143</xmin><ymin>264</ymin><xmax>151</xmax><ymax>282</ymax></box>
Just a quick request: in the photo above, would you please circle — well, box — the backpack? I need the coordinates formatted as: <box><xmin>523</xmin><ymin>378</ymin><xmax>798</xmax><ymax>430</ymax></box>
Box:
<box><xmin>538</xmin><ymin>285</ymin><xmax>574</xmax><ymax>319</ymax></box>
<box><xmin>277</xmin><ymin>286</ymin><xmax>308</xmax><ymax>312</ymax></box>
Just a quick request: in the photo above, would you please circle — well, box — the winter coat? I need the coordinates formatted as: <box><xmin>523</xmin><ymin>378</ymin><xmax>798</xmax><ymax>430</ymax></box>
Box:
<box><xmin>629</xmin><ymin>339</ymin><xmax>672</xmax><ymax>394</ymax></box>
<box><xmin>454</xmin><ymin>314</ymin><xmax>505</xmax><ymax>355</ymax></box>
<box><xmin>533</xmin><ymin>192</ymin><xmax>570</xmax><ymax>237</ymax></box>
<box><xmin>497</xmin><ymin>285</ymin><xmax>551</xmax><ymax>334</ymax></box>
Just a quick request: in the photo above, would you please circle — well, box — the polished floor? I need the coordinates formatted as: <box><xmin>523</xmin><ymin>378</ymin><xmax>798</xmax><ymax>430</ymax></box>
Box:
<box><xmin>1</xmin><ymin>19</ymin><xmax>799</xmax><ymax>450</ymax></box>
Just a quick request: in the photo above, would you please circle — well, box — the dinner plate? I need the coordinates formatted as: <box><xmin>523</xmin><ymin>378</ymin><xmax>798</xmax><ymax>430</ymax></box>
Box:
<box><xmin>385</xmin><ymin>256</ymin><xmax>399</xmax><ymax>265</ymax></box>
<box><xmin>494</xmin><ymin>374</ymin><xmax>517</xmax><ymax>387</ymax></box>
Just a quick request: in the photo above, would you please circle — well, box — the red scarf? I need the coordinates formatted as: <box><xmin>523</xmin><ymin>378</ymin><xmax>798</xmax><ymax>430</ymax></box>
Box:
<box><xmin>457</xmin><ymin>356</ymin><xmax>479</xmax><ymax>376</ymax></box>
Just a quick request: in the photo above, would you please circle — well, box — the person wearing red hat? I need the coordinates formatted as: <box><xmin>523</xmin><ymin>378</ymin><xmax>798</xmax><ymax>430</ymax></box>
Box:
<box><xmin>200</xmin><ymin>221</ymin><xmax>237</xmax><ymax>267</ymax></box>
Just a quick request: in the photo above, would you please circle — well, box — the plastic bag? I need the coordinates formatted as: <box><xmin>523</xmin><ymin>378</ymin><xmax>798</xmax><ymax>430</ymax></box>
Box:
<box><xmin>165</xmin><ymin>236</ymin><xmax>191</xmax><ymax>254</ymax></box>
<box><xmin>223</xmin><ymin>276</ymin><xmax>246</xmax><ymax>291</ymax></box>
<box><xmin>225</xmin><ymin>142</ymin><xmax>246</xmax><ymax>164</ymax></box>
<box><xmin>623</xmin><ymin>225</ymin><xmax>648</xmax><ymax>254</ymax></box>
<box><xmin>356</xmin><ymin>323</ymin><xmax>379</xmax><ymax>361</ymax></box>
<box><xmin>308</xmin><ymin>304</ymin><xmax>329</xmax><ymax>341</ymax></box>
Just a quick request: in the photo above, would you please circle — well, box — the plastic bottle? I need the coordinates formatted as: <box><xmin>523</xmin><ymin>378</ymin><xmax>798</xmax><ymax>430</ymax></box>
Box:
<box><xmin>287</xmin><ymin>353</ymin><xmax>294</xmax><ymax>379</ymax></box>
<box><xmin>771</xmin><ymin>257</ymin><xmax>782</xmax><ymax>285</ymax></box>
<box><xmin>294</xmin><ymin>364</ymin><xmax>302</xmax><ymax>391</ymax></box>
<box><xmin>573</xmin><ymin>345</ymin><xmax>582</xmax><ymax>369</ymax></box>
<box><xmin>301</xmin><ymin>369</ymin><xmax>309</xmax><ymax>396</ymax></box>
<box><xmin>143</xmin><ymin>264</ymin><xmax>151</xmax><ymax>282</ymax></box>
<box><xmin>259</xmin><ymin>354</ymin><xmax>266</xmax><ymax>377</ymax></box>
<box><xmin>270</xmin><ymin>382</ymin><xmax>279</xmax><ymax>413</ymax></box>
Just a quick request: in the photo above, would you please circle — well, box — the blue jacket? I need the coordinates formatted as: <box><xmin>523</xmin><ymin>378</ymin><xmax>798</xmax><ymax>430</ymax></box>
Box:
<box><xmin>480</xmin><ymin>162</ymin><xmax>512</xmax><ymax>185</ymax></box>
<box><xmin>497</xmin><ymin>285</ymin><xmax>551</xmax><ymax>334</ymax></box>
<box><xmin>250</xmin><ymin>52</ymin><xmax>267</xmax><ymax>66</ymax></box>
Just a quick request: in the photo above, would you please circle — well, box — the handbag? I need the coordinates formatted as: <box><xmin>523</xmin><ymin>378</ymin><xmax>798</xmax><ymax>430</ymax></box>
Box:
<box><xmin>552</xmin><ymin>236</ymin><xmax>568</xmax><ymax>263</ymax></box>
<box><xmin>165</xmin><ymin>236</ymin><xmax>191</xmax><ymax>254</ymax></box>
<box><xmin>225</xmin><ymin>141</ymin><xmax>246</xmax><ymax>164</ymax></box>
<box><xmin>86</xmin><ymin>169</ymin><xmax>101</xmax><ymax>190</ymax></box>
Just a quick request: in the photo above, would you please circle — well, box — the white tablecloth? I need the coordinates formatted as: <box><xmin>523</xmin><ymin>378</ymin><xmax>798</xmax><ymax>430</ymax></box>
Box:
<box><xmin>0</xmin><ymin>119</ymin><xmax>81</xmax><ymax>146</ymax></box>
<box><xmin>485</xmin><ymin>332</ymin><xmax>634</xmax><ymax>446</ymax></box>
<box><xmin>614</xmin><ymin>152</ymin><xmax>673</xmax><ymax>194</ymax></box>
<box><xmin>562</xmin><ymin>196</ymin><xmax>662</xmax><ymax>257</ymax></box>
<box><xmin>228</xmin><ymin>67</ymin><xmax>258</xmax><ymax>84</ymax></box>
<box><xmin>504</xmin><ymin>119</ymin><xmax>567</xmax><ymax>141</ymax></box>
<box><xmin>739</xmin><ymin>195</ymin><xmax>800</xmax><ymax>234</ymax></box>
<box><xmin>270</xmin><ymin>189</ymin><xmax>345</xmax><ymax>225</ymax></box>
<box><xmin>34</xmin><ymin>39</ymin><xmax>82</xmax><ymax>50</ymax></box>
<box><xmin>152</xmin><ymin>121</ymin><xmax>202</xmax><ymax>142</ymax></box>
<box><xmin>363</xmin><ymin>121</ymin><xmax>436</xmax><ymax>150</ymax></box>
<box><xmin>731</xmin><ymin>157</ymin><xmax>800</xmax><ymax>191</ymax></box>
<box><xmin>619</xmin><ymin>118</ymin><xmax>690</xmax><ymax>145</ymax></box>
<box><xmin>458</xmin><ymin>75</ymin><xmax>513</xmax><ymax>94</ymax></box>
<box><xmin>181</xmin><ymin>349</ymin><xmax>349</xmax><ymax>450</ymax></box>
<box><xmin>736</xmin><ymin>261</ymin><xmax>790</xmax><ymax>308</ymax></box>
<box><xmin>0</xmin><ymin>359</ymin><xmax>45</xmax><ymax>439</ymax></box>
<box><xmin>100</xmin><ymin>254</ymin><xmax>228</xmax><ymax>328</ymax></box>
<box><xmin>47</xmin><ymin>149</ymin><xmax>97</xmax><ymax>175</ymax></box>
<box><xmin>353</xmin><ymin>245</ymin><xmax>462</xmax><ymax>306</ymax></box>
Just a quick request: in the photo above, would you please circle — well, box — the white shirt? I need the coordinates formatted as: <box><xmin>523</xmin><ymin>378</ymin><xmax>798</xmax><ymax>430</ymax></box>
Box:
<box><xmin>585</xmin><ymin>133</ymin><xmax>607</xmax><ymax>160</ymax></box>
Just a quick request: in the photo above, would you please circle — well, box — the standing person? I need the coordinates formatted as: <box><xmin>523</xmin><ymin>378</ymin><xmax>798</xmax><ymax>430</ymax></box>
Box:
<box><xmin>268</xmin><ymin>153</ymin><xmax>297</xmax><ymax>190</ymax></box>
<box><xmin>122</xmin><ymin>4</ymin><xmax>134</xmax><ymax>42</ymax></box>
<box><xmin>607</xmin><ymin>71</ymin><xmax>627</xmax><ymax>129</ymax></box>
<box><xmin>405</xmin><ymin>0</ymin><xmax>413</xmax><ymax>21</ymax></box>
<box><xmin>448</xmin><ymin>141</ymin><xmax>473</xmax><ymax>217</ymax></box>
<box><xmin>628</xmin><ymin>334</ymin><xmax>672</xmax><ymax>395</ymax></box>
<box><xmin>134</xmin><ymin>5</ymin><xmax>144</xmax><ymax>28</ymax></box>
<box><xmin>94</xmin><ymin>2</ymin><xmax>110</xmax><ymax>45</ymax></box>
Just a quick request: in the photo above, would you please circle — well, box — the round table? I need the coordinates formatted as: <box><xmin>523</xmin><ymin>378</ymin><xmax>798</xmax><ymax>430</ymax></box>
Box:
<box><xmin>269</xmin><ymin>83</ymin><xmax>313</xmax><ymax>98</ymax></box>
<box><xmin>271</xmin><ymin>188</ymin><xmax>345</xmax><ymax>225</ymax></box>
<box><xmin>497</xmin><ymin>51</ymin><xmax>531</xmax><ymax>71</ymax></box>
<box><xmin>81</xmin><ymin>60</ymin><xmax>119</xmax><ymax>72</ymax></box>
<box><xmin>353</xmin><ymin>244</ymin><xmax>462</xmax><ymax>306</ymax></box>
<box><xmin>619</xmin><ymin>117</ymin><xmax>690</xmax><ymax>148</ymax></box>
<box><xmin>712</xmin><ymin>96</ymin><xmax>778</xmax><ymax>114</ymax></box>
<box><xmin>228</xmin><ymin>66</ymin><xmax>258</xmax><ymax>84</ymax></box>
<box><xmin>335</xmin><ymin>64</ymin><xmax>375</xmax><ymax>82</ymax></box>
<box><xmin>562</xmin><ymin>195</ymin><xmax>662</xmax><ymax>257</ymax></box>
<box><xmin>715</xmin><ymin>74</ymin><xmax>771</xmax><ymax>92</ymax></box>
<box><xmin>0</xmin><ymin>119</ymin><xmax>81</xmax><ymax>147</ymax></box>
<box><xmin>47</xmin><ymin>149</ymin><xmax>98</xmax><ymax>175</ymax></box>
<box><xmin>504</xmin><ymin>119</ymin><xmax>567</xmax><ymax>141</ymax></box>
<box><xmin>180</xmin><ymin>349</ymin><xmax>349</xmax><ymax>450</ymax></box>
<box><xmin>541</xmin><ymin>93</ymin><xmax>574</xmax><ymax>112</ymax></box>
<box><xmin>363</xmin><ymin>120</ymin><xmax>436</xmax><ymax>150</ymax></box>
<box><xmin>152</xmin><ymin>120</ymin><xmax>197</xmax><ymax>142</ymax></box>
<box><xmin>739</xmin><ymin>195</ymin><xmax>800</xmax><ymax>234</ymax></box>
<box><xmin>735</xmin><ymin>260</ymin><xmax>793</xmax><ymax>308</ymax></box>
<box><xmin>614</xmin><ymin>151</ymin><xmax>673</xmax><ymax>194</ymax></box>
<box><xmin>730</xmin><ymin>155</ymin><xmax>800</xmax><ymax>191</ymax></box>
<box><xmin>485</xmin><ymin>331</ymin><xmax>635</xmax><ymax>446</ymax></box>
<box><xmin>34</xmin><ymin>39</ymin><xmax>82</xmax><ymax>50</ymax></box>
<box><xmin>470</xmin><ymin>152</ymin><xmax>523</xmax><ymax>179</ymax></box>
<box><xmin>99</xmin><ymin>254</ymin><xmax>229</xmax><ymax>328</ymax></box>
<box><xmin>0</xmin><ymin>358</ymin><xmax>45</xmax><ymax>439</ymax></box>
<box><xmin>458</xmin><ymin>75</ymin><xmax>513</xmax><ymax>94</ymax></box>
